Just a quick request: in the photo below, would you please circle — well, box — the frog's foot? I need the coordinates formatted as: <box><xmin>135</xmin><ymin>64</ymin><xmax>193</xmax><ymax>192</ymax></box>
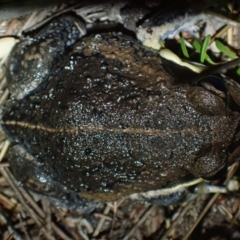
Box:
<box><xmin>7</xmin><ymin>15</ymin><xmax>87</xmax><ymax>100</ymax></box>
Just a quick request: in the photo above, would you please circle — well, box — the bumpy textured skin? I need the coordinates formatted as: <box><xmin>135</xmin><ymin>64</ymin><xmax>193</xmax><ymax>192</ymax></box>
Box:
<box><xmin>2</xmin><ymin>9</ymin><xmax>240</xmax><ymax>210</ymax></box>
<box><xmin>2</xmin><ymin>28</ymin><xmax>240</xmax><ymax>206</ymax></box>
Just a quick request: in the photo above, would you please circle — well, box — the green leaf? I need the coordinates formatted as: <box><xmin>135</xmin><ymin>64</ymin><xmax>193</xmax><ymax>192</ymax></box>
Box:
<box><xmin>192</xmin><ymin>40</ymin><xmax>201</xmax><ymax>52</ymax></box>
<box><xmin>220</xmin><ymin>0</ymin><xmax>230</xmax><ymax>11</ymax></box>
<box><xmin>237</xmin><ymin>14</ymin><xmax>240</xmax><ymax>22</ymax></box>
<box><xmin>200</xmin><ymin>35</ymin><xmax>211</xmax><ymax>63</ymax></box>
<box><xmin>215</xmin><ymin>40</ymin><xmax>238</xmax><ymax>59</ymax></box>
<box><xmin>236</xmin><ymin>67</ymin><xmax>240</xmax><ymax>76</ymax></box>
<box><xmin>192</xmin><ymin>39</ymin><xmax>215</xmax><ymax>64</ymax></box>
<box><xmin>180</xmin><ymin>37</ymin><xmax>189</xmax><ymax>58</ymax></box>
<box><xmin>159</xmin><ymin>40</ymin><xmax>165</xmax><ymax>49</ymax></box>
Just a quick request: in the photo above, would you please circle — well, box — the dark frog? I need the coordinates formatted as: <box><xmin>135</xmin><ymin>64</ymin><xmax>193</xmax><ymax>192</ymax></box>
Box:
<box><xmin>1</xmin><ymin>14</ymin><xmax>240</xmax><ymax>212</ymax></box>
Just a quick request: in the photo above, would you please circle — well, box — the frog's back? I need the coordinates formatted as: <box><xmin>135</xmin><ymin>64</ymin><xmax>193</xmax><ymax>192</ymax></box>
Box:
<box><xmin>2</xmin><ymin>34</ymin><xmax>239</xmax><ymax>201</ymax></box>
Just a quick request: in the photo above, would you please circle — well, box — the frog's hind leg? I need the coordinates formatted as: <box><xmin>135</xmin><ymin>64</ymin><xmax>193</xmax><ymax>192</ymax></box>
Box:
<box><xmin>7</xmin><ymin>15</ymin><xmax>87</xmax><ymax>100</ymax></box>
<box><xmin>8</xmin><ymin>145</ymin><xmax>98</xmax><ymax>213</ymax></box>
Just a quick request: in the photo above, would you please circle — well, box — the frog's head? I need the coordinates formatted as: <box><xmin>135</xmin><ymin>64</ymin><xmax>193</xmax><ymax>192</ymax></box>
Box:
<box><xmin>160</xmin><ymin>49</ymin><xmax>240</xmax><ymax>178</ymax></box>
<box><xmin>186</xmin><ymin>73</ymin><xmax>240</xmax><ymax>179</ymax></box>
<box><xmin>159</xmin><ymin>49</ymin><xmax>240</xmax><ymax>114</ymax></box>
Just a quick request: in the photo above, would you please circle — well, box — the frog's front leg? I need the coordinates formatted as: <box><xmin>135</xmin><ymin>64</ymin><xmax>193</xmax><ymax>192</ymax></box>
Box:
<box><xmin>136</xmin><ymin>7</ymin><xmax>240</xmax><ymax>50</ymax></box>
<box><xmin>7</xmin><ymin>15</ymin><xmax>86</xmax><ymax>100</ymax></box>
<box><xmin>8</xmin><ymin>145</ymin><xmax>98</xmax><ymax>213</ymax></box>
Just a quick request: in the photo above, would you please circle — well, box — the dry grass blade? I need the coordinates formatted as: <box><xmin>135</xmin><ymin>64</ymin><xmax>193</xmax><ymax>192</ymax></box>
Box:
<box><xmin>1</xmin><ymin>167</ymin><xmax>79</xmax><ymax>240</ymax></box>
<box><xmin>0</xmin><ymin>168</ymin><xmax>55</xmax><ymax>239</ymax></box>
<box><xmin>159</xmin><ymin>202</ymin><xmax>194</xmax><ymax>240</ymax></box>
<box><xmin>183</xmin><ymin>163</ymin><xmax>239</xmax><ymax>240</ymax></box>
<box><xmin>123</xmin><ymin>205</ymin><xmax>157</xmax><ymax>240</ymax></box>
<box><xmin>0</xmin><ymin>140</ymin><xmax>10</xmax><ymax>162</ymax></box>
<box><xmin>92</xmin><ymin>204</ymin><xmax>111</xmax><ymax>237</ymax></box>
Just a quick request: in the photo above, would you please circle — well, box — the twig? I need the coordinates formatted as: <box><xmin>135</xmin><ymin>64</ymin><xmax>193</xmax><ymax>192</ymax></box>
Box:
<box><xmin>123</xmin><ymin>205</ymin><xmax>156</xmax><ymax>240</ymax></box>
<box><xmin>160</xmin><ymin>202</ymin><xmax>194</xmax><ymax>240</ymax></box>
<box><xmin>183</xmin><ymin>163</ymin><xmax>239</xmax><ymax>240</ymax></box>
<box><xmin>93</xmin><ymin>204</ymin><xmax>111</xmax><ymax>237</ymax></box>
<box><xmin>0</xmin><ymin>140</ymin><xmax>10</xmax><ymax>162</ymax></box>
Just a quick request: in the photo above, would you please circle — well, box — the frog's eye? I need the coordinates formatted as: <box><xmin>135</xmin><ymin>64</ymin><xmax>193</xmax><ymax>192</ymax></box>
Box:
<box><xmin>220</xmin><ymin>75</ymin><xmax>240</xmax><ymax>108</ymax></box>
<box><xmin>186</xmin><ymin>75</ymin><xmax>228</xmax><ymax>115</ymax></box>
<box><xmin>202</xmin><ymin>76</ymin><xmax>225</xmax><ymax>91</ymax></box>
<box><xmin>196</xmin><ymin>75</ymin><xmax>226</xmax><ymax>98</ymax></box>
